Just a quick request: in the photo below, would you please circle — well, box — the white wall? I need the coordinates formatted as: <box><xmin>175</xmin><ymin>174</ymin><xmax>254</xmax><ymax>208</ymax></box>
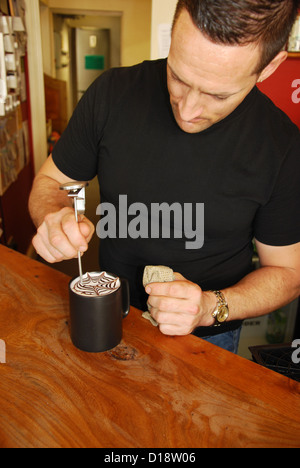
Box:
<box><xmin>27</xmin><ymin>0</ymin><xmax>153</xmax><ymax>174</ymax></box>
<box><xmin>151</xmin><ymin>0</ymin><xmax>177</xmax><ymax>59</ymax></box>
<box><xmin>25</xmin><ymin>0</ymin><xmax>48</xmax><ymax>173</ymax></box>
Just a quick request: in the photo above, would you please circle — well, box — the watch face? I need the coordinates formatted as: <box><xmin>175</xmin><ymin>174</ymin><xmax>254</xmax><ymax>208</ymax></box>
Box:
<box><xmin>218</xmin><ymin>306</ymin><xmax>229</xmax><ymax>323</ymax></box>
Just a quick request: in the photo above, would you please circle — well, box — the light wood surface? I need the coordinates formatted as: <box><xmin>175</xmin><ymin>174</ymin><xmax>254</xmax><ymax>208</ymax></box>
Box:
<box><xmin>0</xmin><ymin>245</ymin><xmax>299</xmax><ymax>448</ymax></box>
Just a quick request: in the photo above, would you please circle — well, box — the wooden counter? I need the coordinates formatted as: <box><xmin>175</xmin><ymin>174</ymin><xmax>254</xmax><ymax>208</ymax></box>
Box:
<box><xmin>0</xmin><ymin>245</ymin><xmax>299</xmax><ymax>448</ymax></box>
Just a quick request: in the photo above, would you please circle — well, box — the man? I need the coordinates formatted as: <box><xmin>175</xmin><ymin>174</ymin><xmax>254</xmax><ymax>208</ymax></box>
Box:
<box><xmin>29</xmin><ymin>0</ymin><xmax>300</xmax><ymax>353</ymax></box>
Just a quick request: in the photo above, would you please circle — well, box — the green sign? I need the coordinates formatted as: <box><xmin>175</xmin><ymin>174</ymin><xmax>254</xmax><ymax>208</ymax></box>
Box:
<box><xmin>85</xmin><ymin>55</ymin><xmax>105</xmax><ymax>70</ymax></box>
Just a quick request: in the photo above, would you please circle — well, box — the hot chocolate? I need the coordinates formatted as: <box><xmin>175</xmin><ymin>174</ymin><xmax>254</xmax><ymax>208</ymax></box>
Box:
<box><xmin>71</xmin><ymin>272</ymin><xmax>121</xmax><ymax>297</ymax></box>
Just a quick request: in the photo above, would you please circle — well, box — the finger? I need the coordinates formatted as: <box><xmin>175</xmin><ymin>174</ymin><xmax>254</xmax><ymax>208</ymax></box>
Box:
<box><xmin>32</xmin><ymin>232</ymin><xmax>68</xmax><ymax>263</ymax></box>
<box><xmin>33</xmin><ymin>208</ymin><xmax>94</xmax><ymax>263</ymax></box>
<box><xmin>148</xmin><ymin>295</ymin><xmax>199</xmax><ymax>316</ymax></box>
<box><xmin>159</xmin><ymin>323</ymin><xmax>192</xmax><ymax>336</ymax></box>
<box><xmin>151</xmin><ymin>309</ymin><xmax>191</xmax><ymax>327</ymax></box>
<box><xmin>38</xmin><ymin>213</ymin><xmax>80</xmax><ymax>260</ymax></box>
<box><xmin>78</xmin><ymin>216</ymin><xmax>95</xmax><ymax>243</ymax></box>
<box><xmin>173</xmin><ymin>272</ymin><xmax>186</xmax><ymax>281</ymax></box>
<box><xmin>47</xmin><ymin>222</ymin><xmax>80</xmax><ymax>258</ymax></box>
<box><xmin>146</xmin><ymin>279</ymin><xmax>200</xmax><ymax>301</ymax></box>
<box><xmin>60</xmin><ymin>212</ymin><xmax>89</xmax><ymax>251</ymax></box>
<box><xmin>148</xmin><ymin>301</ymin><xmax>198</xmax><ymax>336</ymax></box>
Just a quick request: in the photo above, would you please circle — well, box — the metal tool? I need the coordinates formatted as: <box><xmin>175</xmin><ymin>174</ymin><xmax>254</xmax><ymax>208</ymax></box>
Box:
<box><xmin>59</xmin><ymin>182</ymin><xmax>89</xmax><ymax>283</ymax></box>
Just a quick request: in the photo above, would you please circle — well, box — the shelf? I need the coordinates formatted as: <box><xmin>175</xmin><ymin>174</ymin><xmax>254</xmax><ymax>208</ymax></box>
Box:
<box><xmin>288</xmin><ymin>52</ymin><xmax>300</xmax><ymax>58</ymax></box>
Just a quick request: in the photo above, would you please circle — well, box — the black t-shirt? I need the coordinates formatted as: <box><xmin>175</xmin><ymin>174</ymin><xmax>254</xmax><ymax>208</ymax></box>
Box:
<box><xmin>52</xmin><ymin>59</ymin><xmax>300</xmax><ymax>337</ymax></box>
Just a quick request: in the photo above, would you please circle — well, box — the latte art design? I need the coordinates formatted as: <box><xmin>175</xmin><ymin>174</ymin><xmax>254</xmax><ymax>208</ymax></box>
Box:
<box><xmin>72</xmin><ymin>272</ymin><xmax>121</xmax><ymax>297</ymax></box>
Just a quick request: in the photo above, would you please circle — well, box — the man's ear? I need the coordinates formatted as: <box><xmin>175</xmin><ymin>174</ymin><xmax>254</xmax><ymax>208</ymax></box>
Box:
<box><xmin>257</xmin><ymin>50</ymin><xmax>288</xmax><ymax>83</ymax></box>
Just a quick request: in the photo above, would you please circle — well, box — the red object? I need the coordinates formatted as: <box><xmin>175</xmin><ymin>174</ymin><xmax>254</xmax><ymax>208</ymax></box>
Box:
<box><xmin>257</xmin><ymin>57</ymin><xmax>300</xmax><ymax>129</ymax></box>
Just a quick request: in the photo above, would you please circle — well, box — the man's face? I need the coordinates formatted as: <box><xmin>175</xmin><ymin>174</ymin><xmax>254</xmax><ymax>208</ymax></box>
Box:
<box><xmin>167</xmin><ymin>9</ymin><xmax>261</xmax><ymax>133</ymax></box>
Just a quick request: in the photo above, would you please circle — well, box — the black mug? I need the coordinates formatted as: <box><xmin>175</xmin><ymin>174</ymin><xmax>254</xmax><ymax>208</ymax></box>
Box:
<box><xmin>69</xmin><ymin>272</ymin><xmax>130</xmax><ymax>352</ymax></box>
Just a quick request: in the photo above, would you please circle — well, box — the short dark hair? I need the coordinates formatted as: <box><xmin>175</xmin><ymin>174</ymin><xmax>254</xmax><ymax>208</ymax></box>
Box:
<box><xmin>173</xmin><ymin>0</ymin><xmax>299</xmax><ymax>73</ymax></box>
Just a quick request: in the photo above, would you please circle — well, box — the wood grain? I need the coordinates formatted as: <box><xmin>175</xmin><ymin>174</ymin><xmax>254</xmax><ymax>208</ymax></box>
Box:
<box><xmin>0</xmin><ymin>246</ymin><xmax>299</xmax><ymax>448</ymax></box>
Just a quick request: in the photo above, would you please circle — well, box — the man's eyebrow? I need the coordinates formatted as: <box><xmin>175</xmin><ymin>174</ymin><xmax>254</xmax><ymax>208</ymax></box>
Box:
<box><xmin>168</xmin><ymin>64</ymin><xmax>189</xmax><ymax>85</ymax></box>
<box><xmin>167</xmin><ymin>63</ymin><xmax>239</xmax><ymax>98</ymax></box>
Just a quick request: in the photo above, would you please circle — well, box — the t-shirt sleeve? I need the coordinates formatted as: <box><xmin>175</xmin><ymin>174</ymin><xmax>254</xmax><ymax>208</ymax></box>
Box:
<box><xmin>254</xmin><ymin>131</ymin><xmax>300</xmax><ymax>246</ymax></box>
<box><xmin>52</xmin><ymin>72</ymin><xmax>110</xmax><ymax>181</ymax></box>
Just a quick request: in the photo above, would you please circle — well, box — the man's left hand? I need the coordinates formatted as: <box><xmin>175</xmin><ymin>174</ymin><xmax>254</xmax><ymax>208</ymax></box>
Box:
<box><xmin>145</xmin><ymin>273</ymin><xmax>215</xmax><ymax>336</ymax></box>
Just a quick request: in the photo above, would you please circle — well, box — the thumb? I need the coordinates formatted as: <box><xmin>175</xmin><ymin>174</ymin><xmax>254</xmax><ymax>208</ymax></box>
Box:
<box><xmin>78</xmin><ymin>216</ymin><xmax>95</xmax><ymax>242</ymax></box>
<box><xmin>173</xmin><ymin>272</ymin><xmax>187</xmax><ymax>281</ymax></box>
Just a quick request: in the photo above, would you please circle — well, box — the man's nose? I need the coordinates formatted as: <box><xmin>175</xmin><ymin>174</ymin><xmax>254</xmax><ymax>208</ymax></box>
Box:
<box><xmin>178</xmin><ymin>89</ymin><xmax>204</xmax><ymax>121</ymax></box>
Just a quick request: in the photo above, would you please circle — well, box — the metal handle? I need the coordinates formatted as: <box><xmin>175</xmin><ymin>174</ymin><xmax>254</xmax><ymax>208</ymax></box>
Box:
<box><xmin>120</xmin><ymin>278</ymin><xmax>130</xmax><ymax>318</ymax></box>
<box><xmin>59</xmin><ymin>182</ymin><xmax>89</xmax><ymax>283</ymax></box>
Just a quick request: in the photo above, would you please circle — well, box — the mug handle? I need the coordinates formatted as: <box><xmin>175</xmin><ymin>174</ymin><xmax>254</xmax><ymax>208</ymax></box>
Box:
<box><xmin>120</xmin><ymin>278</ymin><xmax>130</xmax><ymax>318</ymax></box>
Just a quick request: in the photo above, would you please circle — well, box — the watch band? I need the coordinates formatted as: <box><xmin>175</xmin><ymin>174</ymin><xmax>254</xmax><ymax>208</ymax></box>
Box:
<box><xmin>210</xmin><ymin>290</ymin><xmax>229</xmax><ymax>325</ymax></box>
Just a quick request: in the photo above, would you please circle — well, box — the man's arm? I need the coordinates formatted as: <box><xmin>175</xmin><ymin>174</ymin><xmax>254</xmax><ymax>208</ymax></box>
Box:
<box><xmin>222</xmin><ymin>240</ymin><xmax>300</xmax><ymax>320</ymax></box>
<box><xmin>29</xmin><ymin>155</ymin><xmax>95</xmax><ymax>263</ymax></box>
<box><xmin>145</xmin><ymin>240</ymin><xmax>300</xmax><ymax>336</ymax></box>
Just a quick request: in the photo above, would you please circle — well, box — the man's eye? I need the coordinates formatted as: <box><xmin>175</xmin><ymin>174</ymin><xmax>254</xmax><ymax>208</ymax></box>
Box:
<box><xmin>214</xmin><ymin>95</ymin><xmax>229</xmax><ymax>101</ymax></box>
<box><xmin>172</xmin><ymin>74</ymin><xmax>183</xmax><ymax>83</ymax></box>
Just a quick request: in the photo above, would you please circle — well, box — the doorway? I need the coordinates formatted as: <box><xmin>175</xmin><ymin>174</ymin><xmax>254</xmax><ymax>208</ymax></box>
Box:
<box><xmin>73</xmin><ymin>27</ymin><xmax>110</xmax><ymax>103</ymax></box>
<box><xmin>52</xmin><ymin>13</ymin><xmax>121</xmax><ymax>118</ymax></box>
<box><xmin>40</xmin><ymin>12</ymin><xmax>121</xmax><ymax>277</ymax></box>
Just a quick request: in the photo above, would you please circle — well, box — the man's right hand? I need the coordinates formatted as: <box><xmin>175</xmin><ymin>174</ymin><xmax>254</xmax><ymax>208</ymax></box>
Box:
<box><xmin>32</xmin><ymin>206</ymin><xmax>95</xmax><ymax>263</ymax></box>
